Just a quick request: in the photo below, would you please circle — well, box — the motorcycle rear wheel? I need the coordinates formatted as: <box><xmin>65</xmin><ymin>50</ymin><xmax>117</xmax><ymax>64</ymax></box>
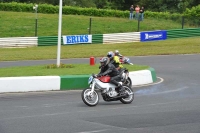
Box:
<box><xmin>82</xmin><ymin>88</ymin><xmax>99</xmax><ymax>107</ymax></box>
<box><xmin>120</xmin><ymin>85</ymin><xmax>134</xmax><ymax>104</ymax></box>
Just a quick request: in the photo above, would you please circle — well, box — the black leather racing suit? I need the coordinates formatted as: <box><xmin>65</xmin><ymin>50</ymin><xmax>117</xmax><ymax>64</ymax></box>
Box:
<box><xmin>98</xmin><ymin>63</ymin><xmax>121</xmax><ymax>86</ymax></box>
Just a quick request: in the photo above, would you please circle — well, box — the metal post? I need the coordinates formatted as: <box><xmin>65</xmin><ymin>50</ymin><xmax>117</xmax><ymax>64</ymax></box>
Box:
<box><xmin>35</xmin><ymin>17</ymin><xmax>38</xmax><ymax>36</ymax></box>
<box><xmin>89</xmin><ymin>18</ymin><xmax>92</xmax><ymax>34</ymax></box>
<box><xmin>56</xmin><ymin>0</ymin><xmax>63</xmax><ymax>67</ymax></box>
<box><xmin>33</xmin><ymin>4</ymin><xmax>38</xmax><ymax>37</ymax></box>
<box><xmin>182</xmin><ymin>16</ymin><xmax>184</xmax><ymax>29</ymax></box>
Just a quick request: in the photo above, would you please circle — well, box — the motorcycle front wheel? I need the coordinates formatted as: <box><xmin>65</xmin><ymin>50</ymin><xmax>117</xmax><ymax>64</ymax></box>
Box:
<box><xmin>81</xmin><ymin>88</ymin><xmax>99</xmax><ymax>107</ymax></box>
<box><xmin>120</xmin><ymin>85</ymin><xmax>134</xmax><ymax>104</ymax></box>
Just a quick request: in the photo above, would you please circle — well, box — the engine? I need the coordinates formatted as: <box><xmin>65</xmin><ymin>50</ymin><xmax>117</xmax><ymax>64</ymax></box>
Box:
<box><xmin>107</xmin><ymin>87</ymin><xmax>118</xmax><ymax>97</ymax></box>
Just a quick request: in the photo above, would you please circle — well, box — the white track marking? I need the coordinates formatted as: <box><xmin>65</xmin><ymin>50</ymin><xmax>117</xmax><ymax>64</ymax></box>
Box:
<box><xmin>77</xmin><ymin>129</ymin><xmax>109</xmax><ymax>133</ymax></box>
<box><xmin>133</xmin><ymin>77</ymin><xmax>164</xmax><ymax>87</ymax></box>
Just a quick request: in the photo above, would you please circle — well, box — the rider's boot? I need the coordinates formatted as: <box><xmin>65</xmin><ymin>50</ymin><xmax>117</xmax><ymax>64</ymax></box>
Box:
<box><xmin>119</xmin><ymin>86</ymin><xmax>126</xmax><ymax>96</ymax></box>
<box><xmin>116</xmin><ymin>84</ymin><xmax>125</xmax><ymax>95</ymax></box>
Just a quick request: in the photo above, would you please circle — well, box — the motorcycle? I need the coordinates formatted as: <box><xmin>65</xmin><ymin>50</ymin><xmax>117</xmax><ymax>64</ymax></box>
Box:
<box><xmin>81</xmin><ymin>74</ymin><xmax>134</xmax><ymax>107</ymax></box>
<box><xmin>119</xmin><ymin>56</ymin><xmax>133</xmax><ymax>65</ymax></box>
<box><xmin>99</xmin><ymin>65</ymin><xmax>132</xmax><ymax>88</ymax></box>
<box><xmin>119</xmin><ymin>68</ymin><xmax>132</xmax><ymax>88</ymax></box>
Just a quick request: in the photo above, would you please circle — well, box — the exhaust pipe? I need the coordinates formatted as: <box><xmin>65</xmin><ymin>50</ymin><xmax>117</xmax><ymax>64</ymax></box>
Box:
<box><xmin>109</xmin><ymin>92</ymin><xmax>134</xmax><ymax>99</ymax></box>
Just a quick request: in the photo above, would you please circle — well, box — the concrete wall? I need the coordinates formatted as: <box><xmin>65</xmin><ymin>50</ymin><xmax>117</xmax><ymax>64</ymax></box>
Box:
<box><xmin>0</xmin><ymin>76</ymin><xmax>60</xmax><ymax>93</ymax></box>
<box><xmin>0</xmin><ymin>68</ymin><xmax>156</xmax><ymax>93</ymax></box>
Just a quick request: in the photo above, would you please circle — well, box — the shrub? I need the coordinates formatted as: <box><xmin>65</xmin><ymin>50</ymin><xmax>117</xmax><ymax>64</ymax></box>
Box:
<box><xmin>46</xmin><ymin>63</ymin><xmax>75</xmax><ymax>69</ymax></box>
<box><xmin>184</xmin><ymin>5</ymin><xmax>200</xmax><ymax>26</ymax></box>
<box><xmin>0</xmin><ymin>2</ymin><xmax>199</xmax><ymax>26</ymax></box>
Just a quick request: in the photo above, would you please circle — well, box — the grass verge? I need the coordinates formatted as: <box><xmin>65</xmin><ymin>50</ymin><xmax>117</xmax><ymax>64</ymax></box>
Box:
<box><xmin>0</xmin><ymin>37</ymin><xmax>199</xmax><ymax>77</ymax></box>
<box><xmin>0</xmin><ymin>37</ymin><xmax>200</xmax><ymax>61</ymax></box>
<box><xmin>0</xmin><ymin>11</ymin><xmax>194</xmax><ymax>37</ymax></box>
<box><xmin>0</xmin><ymin>64</ymin><xmax>149</xmax><ymax>77</ymax></box>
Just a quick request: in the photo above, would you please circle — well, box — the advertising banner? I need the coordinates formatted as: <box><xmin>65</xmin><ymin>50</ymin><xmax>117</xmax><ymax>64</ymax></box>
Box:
<box><xmin>140</xmin><ymin>30</ymin><xmax>167</xmax><ymax>42</ymax></box>
<box><xmin>63</xmin><ymin>35</ymin><xmax>92</xmax><ymax>45</ymax></box>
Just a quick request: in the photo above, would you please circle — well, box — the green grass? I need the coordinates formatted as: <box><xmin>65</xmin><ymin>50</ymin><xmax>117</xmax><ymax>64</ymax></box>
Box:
<box><xmin>0</xmin><ymin>64</ymin><xmax>149</xmax><ymax>77</ymax></box>
<box><xmin>0</xmin><ymin>11</ymin><xmax>194</xmax><ymax>37</ymax></box>
<box><xmin>0</xmin><ymin>37</ymin><xmax>199</xmax><ymax>61</ymax></box>
<box><xmin>1</xmin><ymin>36</ymin><xmax>199</xmax><ymax>77</ymax></box>
<box><xmin>0</xmin><ymin>11</ymin><xmax>199</xmax><ymax>77</ymax></box>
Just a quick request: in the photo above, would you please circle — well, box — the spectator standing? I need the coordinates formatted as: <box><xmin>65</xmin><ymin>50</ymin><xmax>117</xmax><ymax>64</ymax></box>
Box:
<box><xmin>129</xmin><ymin>5</ymin><xmax>134</xmax><ymax>20</ymax></box>
<box><xmin>135</xmin><ymin>5</ymin><xmax>140</xmax><ymax>20</ymax></box>
<box><xmin>139</xmin><ymin>6</ymin><xmax>145</xmax><ymax>21</ymax></box>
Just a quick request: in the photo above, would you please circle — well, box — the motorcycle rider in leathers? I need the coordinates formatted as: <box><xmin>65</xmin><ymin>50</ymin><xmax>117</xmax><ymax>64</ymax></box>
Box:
<box><xmin>114</xmin><ymin>50</ymin><xmax>133</xmax><ymax>65</ymax></box>
<box><xmin>107</xmin><ymin>51</ymin><xmax>123</xmax><ymax>73</ymax></box>
<box><xmin>114</xmin><ymin>50</ymin><xmax>123</xmax><ymax>59</ymax></box>
<box><xmin>97</xmin><ymin>57</ymin><xmax>125</xmax><ymax>95</ymax></box>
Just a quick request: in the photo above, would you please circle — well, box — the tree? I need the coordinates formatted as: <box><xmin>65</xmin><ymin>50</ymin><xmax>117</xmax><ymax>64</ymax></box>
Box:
<box><xmin>94</xmin><ymin>0</ymin><xmax>107</xmax><ymax>8</ymax></box>
<box><xmin>123</xmin><ymin>0</ymin><xmax>139</xmax><ymax>11</ymax></box>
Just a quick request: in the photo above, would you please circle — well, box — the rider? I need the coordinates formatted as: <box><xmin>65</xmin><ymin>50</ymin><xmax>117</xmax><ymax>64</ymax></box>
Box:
<box><xmin>107</xmin><ymin>51</ymin><xmax>123</xmax><ymax>71</ymax></box>
<box><xmin>97</xmin><ymin>57</ymin><xmax>125</xmax><ymax>95</ymax></box>
<box><xmin>114</xmin><ymin>50</ymin><xmax>123</xmax><ymax>59</ymax></box>
<box><xmin>115</xmin><ymin>50</ymin><xmax>133</xmax><ymax>65</ymax></box>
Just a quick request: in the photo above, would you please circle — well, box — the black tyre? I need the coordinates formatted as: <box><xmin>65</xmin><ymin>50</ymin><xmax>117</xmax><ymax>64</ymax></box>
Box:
<box><xmin>81</xmin><ymin>88</ymin><xmax>99</xmax><ymax>107</ymax></box>
<box><xmin>120</xmin><ymin>85</ymin><xmax>134</xmax><ymax>104</ymax></box>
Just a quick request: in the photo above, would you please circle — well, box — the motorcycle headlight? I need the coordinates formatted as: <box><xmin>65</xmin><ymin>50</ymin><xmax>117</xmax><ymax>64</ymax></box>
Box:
<box><xmin>88</xmin><ymin>76</ymin><xmax>93</xmax><ymax>85</ymax></box>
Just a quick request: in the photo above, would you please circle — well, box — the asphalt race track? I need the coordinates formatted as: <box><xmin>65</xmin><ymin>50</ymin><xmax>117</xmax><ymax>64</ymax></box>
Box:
<box><xmin>0</xmin><ymin>54</ymin><xmax>200</xmax><ymax>133</ymax></box>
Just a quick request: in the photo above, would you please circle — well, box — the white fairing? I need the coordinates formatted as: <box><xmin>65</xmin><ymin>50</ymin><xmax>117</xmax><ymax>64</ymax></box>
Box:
<box><xmin>124</xmin><ymin>57</ymin><xmax>130</xmax><ymax>63</ymax></box>
<box><xmin>123</xmin><ymin>57</ymin><xmax>133</xmax><ymax>65</ymax></box>
<box><xmin>94</xmin><ymin>78</ymin><xmax>115</xmax><ymax>89</ymax></box>
<box><xmin>93</xmin><ymin>78</ymin><xmax>118</xmax><ymax>97</ymax></box>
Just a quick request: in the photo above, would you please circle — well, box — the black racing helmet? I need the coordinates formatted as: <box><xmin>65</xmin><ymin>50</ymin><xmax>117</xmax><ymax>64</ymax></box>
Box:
<box><xmin>100</xmin><ymin>57</ymin><xmax>109</xmax><ymax>67</ymax></box>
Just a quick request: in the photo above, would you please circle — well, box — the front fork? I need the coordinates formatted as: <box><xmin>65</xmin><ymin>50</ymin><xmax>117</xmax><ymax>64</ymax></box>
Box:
<box><xmin>87</xmin><ymin>81</ymin><xmax>96</xmax><ymax>97</ymax></box>
<box><xmin>90</xmin><ymin>81</ymin><xmax>95</xmax><ymax>92</ymax></box>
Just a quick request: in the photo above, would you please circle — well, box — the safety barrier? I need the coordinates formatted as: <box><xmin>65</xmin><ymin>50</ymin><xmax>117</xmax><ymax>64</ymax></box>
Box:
<box><xmin>103</xmin><ymin>32</ymin><xmax>140</xmax><ymax>44</ymax></box>
<box><xmin>92</xmin><ymin>34</ymin><xmax>103</xmax><ymax>44</ymax></box>
<box><xmin>38</xmin><ymin>34</ymin><xmax>103</xmax><ymax>46</ymax></box>
<box><xmin>0</xmin><ymin>68</ymin><xmax>156</xmax><ymax>93</ymax></box>
<box><xmin>0</xmin><ymin>76</ymin><xmax>60</xmax><ymax>93</ymax></box>
<box><xmin>0</xmin><ymin>28</ymin><xmax>199</xmax><ymax>48</ymax></box>
<box><xmin>167</xmin><ymin>28</ymin><xmax>200</xmax><ymax>39</ymax></box>
<box><xmin>60</xmin><ymin>75</ymin><xmax>90</xmax><ymax>90</ymax></box>
<box><xmin>0</xmin><ymin>37</ymin><xmax>37</xmax><ymax>48</ymax></box>
<box><xmin>38</xmin><ymin>36</ymin><xmax>63</xmax><ymax>46</ymax></box>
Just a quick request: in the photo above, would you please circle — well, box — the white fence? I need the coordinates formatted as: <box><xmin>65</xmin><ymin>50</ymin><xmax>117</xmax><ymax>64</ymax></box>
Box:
<box><xmin>0</xmin><ymin>32</ymin><xmax>141</xmax><ymax>48</ymax></box>
<box><xmin>0</xmin><ymin>37</ymin><xmax>38</xmax><ymax>48</ymax></box>
<box><xmin>103</xmin><ymin>32</ymin><xmax>140</xmax><ymax>44</ymax></box>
